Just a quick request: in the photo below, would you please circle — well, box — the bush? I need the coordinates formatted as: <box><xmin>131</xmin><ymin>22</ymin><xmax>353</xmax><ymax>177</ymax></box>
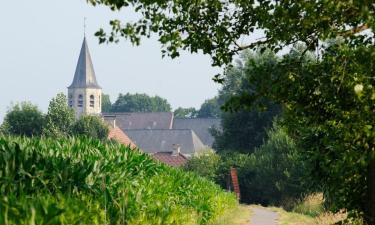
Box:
<box><xmin>187</xmin><ymin>121</ymin><xmax>312</xmax><ymax>207</ymax></box>
<box><xmin>184</xmin><ymin>150</ymin><xmax>221</xmax><ymax>181</ymax></box>
<box><xmin>0</xmin><ymin>136</ymin><xmax>237</xmax><ymax>224</ymax></box>
<box><xmin>71</xmin><ymin>115</ymin><xmax>109</xmax><ymax>140</ymax></box>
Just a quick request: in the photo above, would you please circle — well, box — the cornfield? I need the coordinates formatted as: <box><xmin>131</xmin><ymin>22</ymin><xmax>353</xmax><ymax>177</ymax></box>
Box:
<box><xmin>0</xmin><ymin>135</ymin><xmax>237</xmax><ymax>224</ymax></box>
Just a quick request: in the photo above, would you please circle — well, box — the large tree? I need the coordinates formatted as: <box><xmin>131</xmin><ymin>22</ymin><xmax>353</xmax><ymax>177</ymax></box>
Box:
<box><xmin>196</xmin><ymin>97</ymin><xmax>221</xmax><ymax>118</ymax></box>
<box><xmin>43</xmin><ymin>93</ymin><xmax>75</xmax><ymax>137</ymax></box>
<box><xmin>226</xmin><ymin>44</ymin><xmax>375</xmax><ymax>222</ymax></box>
<box><xmin>1</xmin><ymin>102</ymin><xmax>44</xmax><ymax>137</ymax></box>
<box><xmin>213</xmin><ymin>51</ymin><xmax>280</xmax><ymax>153</ymax></box>
<box><xmin>111</xmin><ymin>93</ymin><xmax>171</xmax><ymax>112</ymax></box>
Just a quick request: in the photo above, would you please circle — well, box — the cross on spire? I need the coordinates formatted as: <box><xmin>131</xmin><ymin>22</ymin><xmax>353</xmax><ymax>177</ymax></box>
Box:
<box><xmin>84</xmin><ymin>17</ymin><xmax>87</xmax><ymax>37</ymax></box>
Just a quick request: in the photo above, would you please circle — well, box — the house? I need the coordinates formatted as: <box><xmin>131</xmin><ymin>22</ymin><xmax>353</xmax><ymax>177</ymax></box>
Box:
<box><xmin>125</xmin><ymin>129</ymin><xmax>206</xmax><ymax>156</ymax></box>
<box><xmin>152</xmin><ymin>152</ymin><xmax>188</xmax><ymax>167</ymax></box>
<box><xmin>108</xmin><ymin>126</ymin><xmax>137</xmax><ymax>149</ymax></box>
<box><xmin>172</xmin><ymin>118</ymin><xmax>220</xmax><ymax>147</ymax></box>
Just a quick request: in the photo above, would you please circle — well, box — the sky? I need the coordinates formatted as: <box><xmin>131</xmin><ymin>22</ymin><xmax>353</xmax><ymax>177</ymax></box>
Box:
<box><xmin>0</xmin><ymin>0</ymin><xmax>223</xmax><ymax>122</ymax></box>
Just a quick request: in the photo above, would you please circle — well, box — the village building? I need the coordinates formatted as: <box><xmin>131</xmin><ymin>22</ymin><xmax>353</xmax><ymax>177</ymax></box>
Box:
<box><xmin>68</xmin><ymin>37</ymin><xmax>220</xmax><ymax>166</ymax></box>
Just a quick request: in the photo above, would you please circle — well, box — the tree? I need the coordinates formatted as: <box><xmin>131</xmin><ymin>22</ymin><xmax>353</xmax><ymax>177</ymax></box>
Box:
<box><xmin>225</xmin><ymin>44</ymin><xmax>375</xmax><ymax>222</ymax></box>
<box><xmin>1</xmin><ymin>102</ymin><xmax>44</xmax><ymax>137</ymax></box>
<box><xmin>173</xmin><ymin>107</ymin><xmax>197</xmax><ymax>119</ymax></box>
<box><xmin>111</xmin><ymin>93</ymin><xmax>171</xmax><ymax>112</ymax></box>
<box><xmin>196</xmin><ymin>97</ymin><xmax>221</xmax><ymax>118</ymax></box>
<box><xmin>212</xmin><ymin>51</ymin><xmax>280</xmax><ymax>153</ymax></box>
<box><xmin>71</xmin><ymin>115</ymin><xmax>109</xmax><ymax>140</ymax></box>
<box><xmin>102</xmin><ymin>94</ymin><xmax>112</xmax><ymax>112</ymax></box>
<box><xmin>90</xmin><ymin>0</ymin><xmax>374</xmax><ymax>69</ymax></box>
<box><xmin>43</xmin><ymin>93</ymin><xmax>75</xmax><ymax>137</ymax></box>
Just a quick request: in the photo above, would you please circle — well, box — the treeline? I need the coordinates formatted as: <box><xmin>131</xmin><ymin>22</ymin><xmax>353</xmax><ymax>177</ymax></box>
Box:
<box><xmin>102</xmin><ymin>92</ymin><xmax>221</xmax><ymax>118</ymax></box>
<box><xmin>0</xmin><ymin>93</ymin><xmax>109</xmax><ymax>139</ymax></box>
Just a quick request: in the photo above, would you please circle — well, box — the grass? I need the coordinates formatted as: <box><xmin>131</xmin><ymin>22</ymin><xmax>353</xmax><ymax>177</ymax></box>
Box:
<box><xmin>212</xmin><ymin>205</ymin><xmax>252</xmax><ymax>225</ymax></box>
<box><xmin>292</xmin><ymin>193</ymin><xmax>325</xmax><ymax>217</ymax></box>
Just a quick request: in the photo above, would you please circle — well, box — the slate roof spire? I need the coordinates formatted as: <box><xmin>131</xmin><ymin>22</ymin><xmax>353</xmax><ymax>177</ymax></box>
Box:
<box><xmin>68</xmin><ymin>37</ymin><xmax>101</xmax><ymax>89</ymax></box>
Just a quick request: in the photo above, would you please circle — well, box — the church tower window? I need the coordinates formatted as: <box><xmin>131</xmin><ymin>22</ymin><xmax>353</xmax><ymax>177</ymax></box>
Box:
<box><xmin>90</xmin><ymin>95</ymin><xmax>95</xmax><ymax>107</ymax></box>
<box><xmin>78</xmin><ymin>94</ymin><xmax>83</xmax><ymax>107</ymax></box>
<box><xmin>68</xmin><ymin>94</ymin><xmax>73</xmax><ymax>107</ymax></box>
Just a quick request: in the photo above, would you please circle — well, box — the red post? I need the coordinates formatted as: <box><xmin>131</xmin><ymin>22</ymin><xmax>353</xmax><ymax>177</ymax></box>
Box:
<box><xmin>230</xmin><ymin>167</ymin><xmax>240</xmax><ymax>200</ymax></box>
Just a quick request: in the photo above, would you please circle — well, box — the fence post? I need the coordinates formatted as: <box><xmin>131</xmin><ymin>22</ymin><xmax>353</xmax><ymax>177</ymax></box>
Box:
<box><xmin>230</xmin><ymin>167</ymin><xmax>241</xmax><ymax>201</ymax></box>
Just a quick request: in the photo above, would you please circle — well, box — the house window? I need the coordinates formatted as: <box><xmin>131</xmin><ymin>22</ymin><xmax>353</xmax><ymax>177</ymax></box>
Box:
<box><xmin>78</xmin><ymin>94</ymin><xmax>83</xmax><ymax>107</ymax></box>
<box><xmin>90</xmin><ymin>95</ymin><xmax>95</xmax><ymax>107</ymax></box>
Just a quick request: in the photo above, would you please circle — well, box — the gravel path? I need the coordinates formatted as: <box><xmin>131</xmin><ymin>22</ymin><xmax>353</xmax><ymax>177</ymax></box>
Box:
<box><xmin>249</xmin><ymin>207</ymin><xmax>278</xmax><ymax>225</ymax></box>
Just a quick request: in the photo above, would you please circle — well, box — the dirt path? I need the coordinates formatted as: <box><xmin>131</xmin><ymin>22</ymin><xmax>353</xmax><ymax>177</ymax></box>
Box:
<box><xmin>249</xmin><ymin>207</ymin><xmax>278</xmax><ymax>225</ymax></box>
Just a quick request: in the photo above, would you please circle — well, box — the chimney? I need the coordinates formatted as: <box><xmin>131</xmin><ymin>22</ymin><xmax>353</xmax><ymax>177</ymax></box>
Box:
<box><xmin>172</xmin><ymin>144</ymin><xmax>181</xmax><ymax>156</ymax></box>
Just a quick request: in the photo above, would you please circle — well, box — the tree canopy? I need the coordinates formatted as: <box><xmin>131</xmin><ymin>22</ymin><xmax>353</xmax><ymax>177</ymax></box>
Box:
<box><xmin>196</xmin><ymin>97</ymin><xmax>221</xmax><ymax>118</ymax></box>
<box><xmin>111</xmin><ymin>93</ymin><xmax>171</xmax><ymax>112</ymax></box>
<box><xmin>173</xmin><ymin>107</ymin><xmax>197</xmax><ymax>119</ymax></box>
<box><xmin>212</xmin><ymin>51</ymin><xmax>280</xmax><ymax>153</ymax></box>
<box><xmin>90</xmin><ymin>0</ymin><xmax>374</xmax><ymax>69</ymax></box>
<box><xmin>43</xmin><ymin>93</ymin><xmax>75</xmax><ymax>137</ymax></box>
<box><xmin>1</xmin><ymin>102</ymin><xmax>44</xmax><ymax>137</ymax></box>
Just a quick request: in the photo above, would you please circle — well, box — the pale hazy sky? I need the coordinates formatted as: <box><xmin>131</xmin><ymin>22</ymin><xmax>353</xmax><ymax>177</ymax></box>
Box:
<box><xmin>0</xmin><ymin>0</ymin><xmax>223</xmax><ymax>122</ymax></box>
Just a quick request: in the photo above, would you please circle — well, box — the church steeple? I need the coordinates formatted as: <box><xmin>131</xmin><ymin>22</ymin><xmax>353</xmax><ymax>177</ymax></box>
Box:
<box><xmin>68</xmin><ymin>37</ymin><xmax>102</xmax><ymax>118</ymax></box>
<box><xmin>68</xmin><ymin>37</ymin><xmax>101</xmax><ymax>89</ymax></box>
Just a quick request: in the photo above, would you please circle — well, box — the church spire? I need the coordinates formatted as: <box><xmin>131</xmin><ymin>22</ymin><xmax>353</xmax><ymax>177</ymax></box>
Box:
<box><xmin>68</xmin><ymin>37</ymin><xmax>101</xmax><ymax>89</ymax></box>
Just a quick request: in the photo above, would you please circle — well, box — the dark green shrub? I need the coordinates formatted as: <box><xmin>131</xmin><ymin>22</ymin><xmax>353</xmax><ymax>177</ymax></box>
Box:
<box><xmin>71</xmin><ymin>115</ymin><xmax>109</xmax><ymax>140</ymax></box>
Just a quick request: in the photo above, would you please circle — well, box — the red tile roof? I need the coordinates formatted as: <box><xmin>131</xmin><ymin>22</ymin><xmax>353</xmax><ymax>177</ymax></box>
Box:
<box><xmin>152</xmin><ymin>152</ymin><xmax>188</xmax><ymax>167</ymax></box>
<box><xmin>108</xmin><ymin>126</ymin><xmax>137</xmax><ymax>149</ymax></box>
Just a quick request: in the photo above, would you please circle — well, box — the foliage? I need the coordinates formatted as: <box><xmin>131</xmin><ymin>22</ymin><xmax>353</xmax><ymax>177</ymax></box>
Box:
<box><xmin>187</xmin><ymin>121</ymin><xmax>310</xmax><ymax>206</ymax></box>
<box><xmin>174</xmin><ymin>107</ymin><xmax>198</xmax><ymax>119</ymax></box>
<box><xmin>0</xmin><ymin>136</ymin><xmax>237</xmax><ymax>224</ymax></box>
<box><xmin>1</xmin><ymin>102</ymin><xmax>44</xmax><ymax>137</ymax></box>
<box><xmin>196</xmin><ymin>97</ymin><xmax>221</xmax><ymax>118</ymax></box>
<box><xmin>101</xmin><ymin>93</ymin><xmax>112</xmax><ymax>112</ymax></box>
<box><xmin>212</xmin><ymin>51</ymin><xmax>280</xmax><ymax>153</ymax></box>
<box><xmin>111</xmin><ymin>93</ymin><xmax>171</xmax><ymax>112</ymax></box>
<box><xmin>43</xmin><ymin>93</ymin><xmax>75</xmax><ymax>137</ymax></box>
<box><xmin>89</xmin><ymin>0</ymin><xmax>375</xmax><ymax>221</ymax></box>
<box><xmin>222</xmin><ymin>43</ymin><xmax>375</xmax><ymax>220</ymax></box>
<box><xmin>90</xmin><ymin>0</ymin><xmax>374</xmax><ymax>69</ymax></box>
<box><xmin>184</xmin><ymin>150</ymin><xmax>221</xmax><ymax>181</ymax></box>
<box><xmin>71</xmin><ymin>115</ymin><xmax>109</xmax><ymax>140</ymax></box>
<box><xmin>293</xmin><ymin>193</ymin><xmax>325</xmax><ymax>217</ymax></box>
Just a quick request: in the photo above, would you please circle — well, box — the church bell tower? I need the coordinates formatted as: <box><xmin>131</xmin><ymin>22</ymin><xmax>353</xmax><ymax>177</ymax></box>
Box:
<box><xmin>68</xmin><ymin>37</ymin><xmax>102</xmax><ymax>118</ymax></box>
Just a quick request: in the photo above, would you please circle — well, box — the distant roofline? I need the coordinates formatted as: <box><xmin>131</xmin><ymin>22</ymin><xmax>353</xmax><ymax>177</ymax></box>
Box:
<box><xmin>102</xmin><ymin>112</ymin><xmax>173</xmax><ymax>114</ymax></box>
<box><xmin>174</xmin><ymin>117</ymin><xmax>220</xmax><ymax>120</ymax></box>
<box><xmin>124</xmin><ymin>129</ymin><xmax>194</xmax><ymax>131</ymax></box>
